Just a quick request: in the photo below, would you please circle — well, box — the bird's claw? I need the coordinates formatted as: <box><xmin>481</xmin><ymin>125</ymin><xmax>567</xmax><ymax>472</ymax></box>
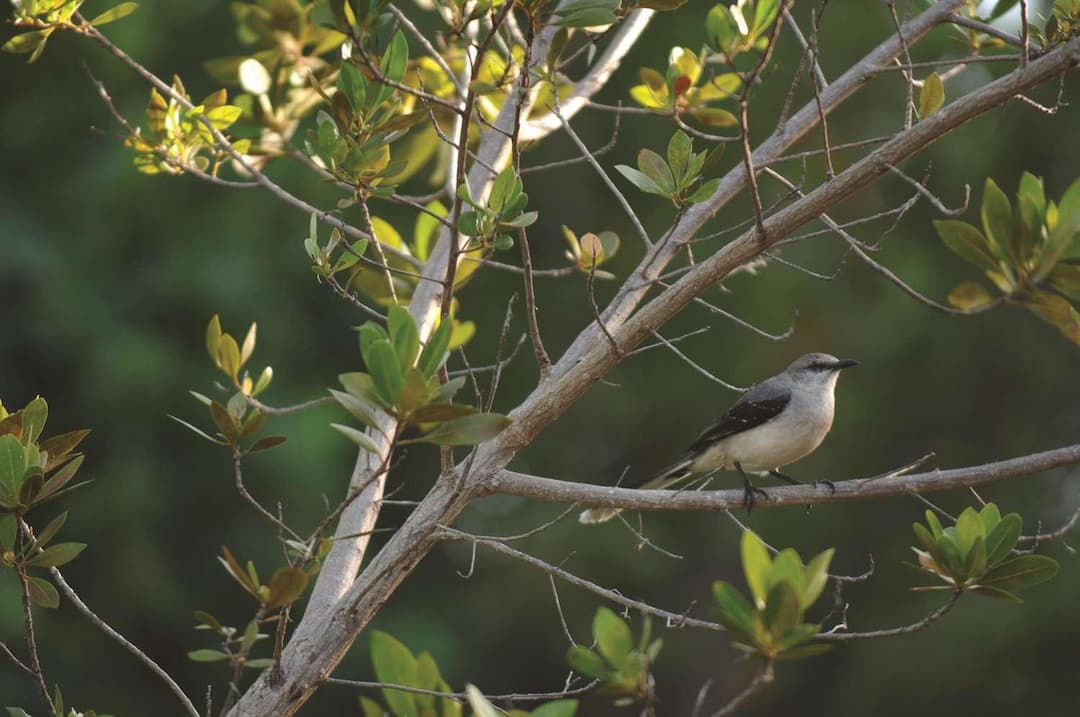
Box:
<box><xmin>812</xmin><ymin>479</ymin><xmax>837</xmax><ymax>494</ymax></box>
<box><xmin>743</xmin><ymin>485</ymin><xmax>770</xmax><ymax>513</ymax></box>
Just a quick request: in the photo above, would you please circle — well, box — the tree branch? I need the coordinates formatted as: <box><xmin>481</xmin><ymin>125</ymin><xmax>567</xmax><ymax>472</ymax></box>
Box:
<box><xmin>486</xmin><ymin>444</ymin><xmax>1080</xmax><ymax>512</ymax></box>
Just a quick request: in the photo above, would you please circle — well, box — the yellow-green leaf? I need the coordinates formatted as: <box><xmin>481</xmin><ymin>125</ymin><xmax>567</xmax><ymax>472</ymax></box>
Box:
<box><xmin>918</xmin><ymin>72</ymin><xmax>945</xmax><ymax>118</ymax></box>
<box><xmin>88</xmin><ymin>2</ymin><xmax>139</xmax><ymax>26</ymax></box>
<box><xmin>947</xmin><ymin>281</ymin><xmax>993</xmax><ymax>310</ymax></box>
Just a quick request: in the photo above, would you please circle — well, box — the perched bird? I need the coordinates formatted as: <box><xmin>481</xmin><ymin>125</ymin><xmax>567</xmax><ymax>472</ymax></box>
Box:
<box><xmin>579</xmin><ymin>353</ymin><xmax>858</xmax><ymax>524</ymax></box>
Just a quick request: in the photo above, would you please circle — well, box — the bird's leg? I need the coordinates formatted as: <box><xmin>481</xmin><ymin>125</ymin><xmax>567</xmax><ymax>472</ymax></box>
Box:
<box><xmin>769</xmin><ymin>469</ymin><xmax>836</xmax><ymax>493</ymax></box>
<box><xmin>735</xmin><ymin>462</ymin><xmax>769</xmax><ymax>512</ymax></box>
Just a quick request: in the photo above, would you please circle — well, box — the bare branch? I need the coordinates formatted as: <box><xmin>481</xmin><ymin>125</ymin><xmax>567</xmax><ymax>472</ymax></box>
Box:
<box><xmin>819</xmin><ymin>591</ymin><xmax>961</xmax><ymax>641</ymax></box>
<box><xmin>51</xmin><ymin>568</ymin><xmax>200</xmax><ymax>717</ymax></box>
<box><xmin>437</xmin><ymin>526</ymin><xmax>723</xmax><ymax>631</ymax></box>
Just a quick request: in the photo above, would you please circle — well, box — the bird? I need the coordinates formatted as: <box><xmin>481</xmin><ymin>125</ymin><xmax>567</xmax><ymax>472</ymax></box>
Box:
<box><xmin>579</xmin><ymin>352</ymin><xmax>858</xmax><ymax>524</ymax></box>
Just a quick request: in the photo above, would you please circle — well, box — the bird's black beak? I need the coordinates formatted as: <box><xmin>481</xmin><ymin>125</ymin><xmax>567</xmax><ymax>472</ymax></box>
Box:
<box><xmin>832</xmin><ymin>358</ymin><xmax>859</xmax><ymax>370</ymax></box>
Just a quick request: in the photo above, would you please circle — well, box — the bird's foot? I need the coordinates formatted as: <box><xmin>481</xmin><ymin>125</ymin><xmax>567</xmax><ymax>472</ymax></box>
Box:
<box><xmin>812</xmin><ymin>479</ymin><xmax>836</xmax><ymax>493</ymax></box>
<box><xmin>742</xmin><ymin>484</ymin><xmax>770</xmax><ymax>513</ymax></box>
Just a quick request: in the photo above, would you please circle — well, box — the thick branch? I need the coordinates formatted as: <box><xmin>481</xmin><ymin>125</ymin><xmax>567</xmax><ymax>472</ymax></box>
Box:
<box><xmin>486</xmin><ymin>444</ymin><xmax>1080</xmax><ymax>511</ymax></box>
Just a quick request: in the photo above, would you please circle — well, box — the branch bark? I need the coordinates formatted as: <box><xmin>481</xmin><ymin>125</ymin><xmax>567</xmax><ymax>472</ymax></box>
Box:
<box><xmin>486</xmin><ymin>444</ymin><xmax>1080</xmax><ymax>511</ymax></box>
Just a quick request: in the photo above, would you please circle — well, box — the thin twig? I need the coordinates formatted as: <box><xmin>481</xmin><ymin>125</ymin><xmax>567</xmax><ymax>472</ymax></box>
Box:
<box><xmin>819</xmin><ymin>591</ymin><xmax>961</xmax><ymax>640</ymax></box>
<box><xmin>51</xmin><ymin>568</ymin><xmax>200</xmax><ymax>716</ymax></box>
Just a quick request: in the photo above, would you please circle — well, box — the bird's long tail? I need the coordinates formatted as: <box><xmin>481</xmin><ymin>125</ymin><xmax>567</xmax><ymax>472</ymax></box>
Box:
<box><xmin>578</xmin><ymin>458</ymin><xmax>695</xmax><ymax>525</ymax></box>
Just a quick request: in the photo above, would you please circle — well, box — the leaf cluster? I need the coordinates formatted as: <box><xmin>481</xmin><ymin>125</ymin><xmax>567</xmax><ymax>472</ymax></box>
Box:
<box><xmin>630</xmin><ymin>46</ymin><xmax>740</xmax><ymax>128</ymax></box>
<box><xmin>333</xmin><ymin>306</ymin><xmax>511</xmax><ymax>448</ymax></box>
<box><xmin>1042</xmin><ymin>0</ymin><xmax>1080</xmax><ymax>47</ymax></box>
<box><xmin>122</xmin><ymin>77</ymin><xmax>247</xmax><ymax>175</ymax></box>
<box><xmin>2</xmin><ymin>1</ymin><xmax>137</xmax><ymax>63</ymax></box>
<box><xmin>706</xmin><ymin>0</ymin><xmax>780</xmax><ymax>58</ymax></box>
<box><xmin>0</xmin><ymin>397</ymin><xmax>91</xmax><ymax>608</ymax></box>
<box><xmin>457</xmin><ymin>167</ymin><xmax>538</xmax><ymax>251</ymax></box>
<box><xmin>935</xmin><ymin>174</ymin><xmax>1080</xmax><ymax>344</ymax></box>
<box><xmin>910</xmin><ymin>503</ymin><xmax>1058</xmax><ymax>603</ymax></box>
<box><xmin>711</xmin><ymin>532</ymin><xmax>833</xmax><ymax>661</ymax></box>
<box><xmin>616</xmin><ymin>130</ymin><xmax>722</xmax><ymax>207</ymax></box>
<box><xmin>562</xmin><ymin>227</ymin><xmax>620</xmax><ymax>278</ymax></box>
<box><xmin>187</xmin><ymin>610</ymin><xmax>274</xmax><ymax>672</ymax></box>
<box><xmin>218</xmin><ymin>545</ymin><xmax>311</xmax><ymax>611</ymax></box>
<box><xmin>566</xmin><ymin>608</ymin><xmax>662</xmax><ymax>706</ymax></box>
<box><xmin>173</xmin><ymin>315</ymin><xmax>285</xmax><ymax>453</ymax></box>
<box><xmin>307</xmin><ymin>30</ymin><xmax>418</xmax><ymax>194</ymax></box>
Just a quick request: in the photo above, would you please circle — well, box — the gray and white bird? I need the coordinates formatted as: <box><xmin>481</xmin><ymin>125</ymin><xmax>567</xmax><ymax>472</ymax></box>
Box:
<box><xmin>579</xmin><ymin>353</ymin><xmax>858</xmax><ymax>524</ymax></box>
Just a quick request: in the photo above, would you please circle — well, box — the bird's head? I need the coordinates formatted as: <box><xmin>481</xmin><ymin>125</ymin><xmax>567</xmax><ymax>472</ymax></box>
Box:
<box><xmin>785</xmin><ymin>352</ymin><xmax>859</xmax><ymax>388</ymax></box>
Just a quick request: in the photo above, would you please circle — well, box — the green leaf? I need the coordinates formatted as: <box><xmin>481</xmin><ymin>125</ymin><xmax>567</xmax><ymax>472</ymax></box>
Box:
<box><xmin>686</xmin><ymin>178</ymin><xmax>721</xmax><ymax>204</ymax></box>
<box><xmin>339</xmin><ymin>371</ymin><xmax>375</xmax><ymax>398</ymax></box>
<box><xmin>388</xmin><ymin>305</ymin><xmax>421</xmax><ymax>371</ymax></box>
<box><xmin>27</xmin><ymin>542</ymin><xmax>86</xmax><ymax>568</ymax></box>
<box><xmin>711</xmin><ymin>580</ymin><xmax>759</xmax><ymax>644</ymax></box>
<box><xmin>801</xmin><ymin>548</ymin><xmax>834</xmax><ymax>608</ymax></box>
<box><xmin>593</xmin><ymin>607</ymin><xmax>633</xmax><ymax>668</ymax></box>
<box><xmin>88</xmin><ymin>2</ymin><xmax>139</xmax><ymax>26</ymax></box>
<box><xmin>947</xmin><ymin>282</ymin><xmax>994</xmax><ymax>310</ymax></box>
<box><xmin>979</xmin><ymin>503</ymin><xmax>1002</xmax><ymax>533</ymax></box>
<box><xmin>187</xmin><ymin>649</ymin><xmax>231</xmax><ymax>662</ymax></box>
<box><xmin>205</xmin><ymin>104</ymin><xmax>242</xmax><ymax>130</ymax></box>
<box><xmin>912</xmin><ymin>522</ymin><xmax>937</xmax><ymax>554</ymax></box>
<box><xmin>530</xmin><ymin>700</ymin><xmax>578</xmax><ymax>717</ymax></box>
<box><xmin>21</xmin><ymin>397</ymin><xmax>47</xmax><ymax>445</ymax></box>
<box><xmin>752</xmin><ymin>0</ymin><xmax>780</xmax><ymax>37</ymax></box>
<box><xmin>763</xmin><ymin>581</ymin><xmax>801</xmax><ymax>638</ymax></box>
<box><xmin>981</xmin><ymin>178</ymin><xmax>1015</xmax><ymax>262</ymax></box>
<box><xmin>36</xmin><ymin>454</ymin><xmax>85</xmax><ymax>502</ymax></box>
<box><xmin>615</xmin><ymin>165</ymin><xmax>665</xmax><ymax>196</ymax></box>
<box><xmin>264</xmin><ymin>566</ymin><xmax>309</xmax><ymax>608</ymax></box>
<box><xmin>330</xmin><ymin>389</ymin><xmax>382</xmax><ymax>430</ymax></box>
<box><xmin>371</xmin><ymin>631</ymin><xmax>419</xmax><ymax>717</ymax></box>
<box><xmin>741</xmin><ymin>531</ymin><xmax>771</xmax><ymax>607</ymax></box>
<box><xmin>954</xmin><ymin>507</ymin><xmax>985</xmax><ymax>556</ymax></box>
<box><xmin>417</xmin><ymin>320</ymin><xmax>453</xmax><ymax>379</ymax></box>
<box><xmin>924</xmin><ymin>510</ymin><xmax>944</xmax><ymax>540</ymax></box>
<box><xmin>410</xmin><ymin>403</ymin><xmax>477</xmax><ymax>423</ymax></box>
<box><xmin>415</xmin><ymin>414</ymin><xmax>511</xmax><ymax>446</ymax></box>
<box><xmin>331</xmin><ymin>423</ymin><xmax>382</xmax><ymax>454</ymax></box>
<box><xmin>933</xmin><ymin>220</ymin><xmax>999</xmax><ymax>272</ymax></box>
<box><xmin>979</xmin><ymin>554</ymin><xmax>1059</xmax><ymax>592</ymax></box>
<box><xmin>964</xmin><ymin>535</ymin><xmax>987</xmax><ymax>577</ymax></box>
<box><xmin>969</xmin><ymin>585</ymin><xmax>1024</xmax><ymax>603</ymax></box>
<box><xmin>0</xmin><ymin>515</ymin><xmax>16</xmax><ymax>552</ymax></box>
<box><xmin>636</xmin><ymin>149</ymin><xmax>675</xmax><ymax>193</ymax></box>
<box><xmin>367</xmin><ymin>339</ymin><xmax>404</xmax><ymax>408</ymax></box>
<box><xmin>338</xmin><ymin>62</ymin><xmax>367</xmax><ymax>111</ymax></box>
<box><xmin>359</xmin><ymin>696</ymin><xmax>384</xmax><ymax>717</ymax></box>
<box><xmin>566</xmin><ymin>645</ymin><xmax>612</xmax><ymax>679</ymax></box>
<box><xmin>918</xmin><ymin>72</ymin><xmax>945</xmax><ymax>117</ymax></box>
<box><xmin>0</xmin><ymin>434</ymin><xmax>27</xmax><ymax>495</ymax></box>
<box><xmin>1</xmin><ymin>29</ymin><xmax>52</xmax><ymax>61</ymax></box>
<box><xmin>27</xmin><ymin>576</ymin><xmax>59</xmax><ymax>609</ymax></box>
<box><xmin>666</xmin><ymin>130</ymin><xmax>693</xmax><ymax>186</ymax></box>
<box><xmin>39</xmin><ymin>429</ymin><xmax>90</xmax><ymax>471</ymax></box>
<box><xmin>985</xmin><ymin>513</ymin><xmax>1022</xmax><ymax>566</ymax></box>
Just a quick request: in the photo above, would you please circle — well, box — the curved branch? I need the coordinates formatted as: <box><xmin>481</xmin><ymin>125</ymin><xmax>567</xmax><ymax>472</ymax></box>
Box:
<box><xmin>486</xmin><ymin>444</ymin><xmax>1080</xmax><ymax>512</ymax></box>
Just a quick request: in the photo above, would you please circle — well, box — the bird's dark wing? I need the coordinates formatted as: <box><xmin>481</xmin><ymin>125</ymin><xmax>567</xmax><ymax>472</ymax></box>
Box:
<box><xmin>686</xmin><ymin>392</ymin><xmax>790</xmax><ymax>454</ymax></box>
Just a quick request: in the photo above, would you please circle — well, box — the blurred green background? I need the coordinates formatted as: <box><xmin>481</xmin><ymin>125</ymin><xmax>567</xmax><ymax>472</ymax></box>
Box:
<box><xmin>2</xmin><ymin>1</ymin><xmax>1080</xmax><ymax>715</ymax></box>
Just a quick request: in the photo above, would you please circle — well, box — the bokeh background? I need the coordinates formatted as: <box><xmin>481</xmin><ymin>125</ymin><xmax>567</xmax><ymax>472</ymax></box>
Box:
<box><xmin>2</xmin><ymin>1</ymin><xmax>1080</xmax><ymax>714</ymax></box>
